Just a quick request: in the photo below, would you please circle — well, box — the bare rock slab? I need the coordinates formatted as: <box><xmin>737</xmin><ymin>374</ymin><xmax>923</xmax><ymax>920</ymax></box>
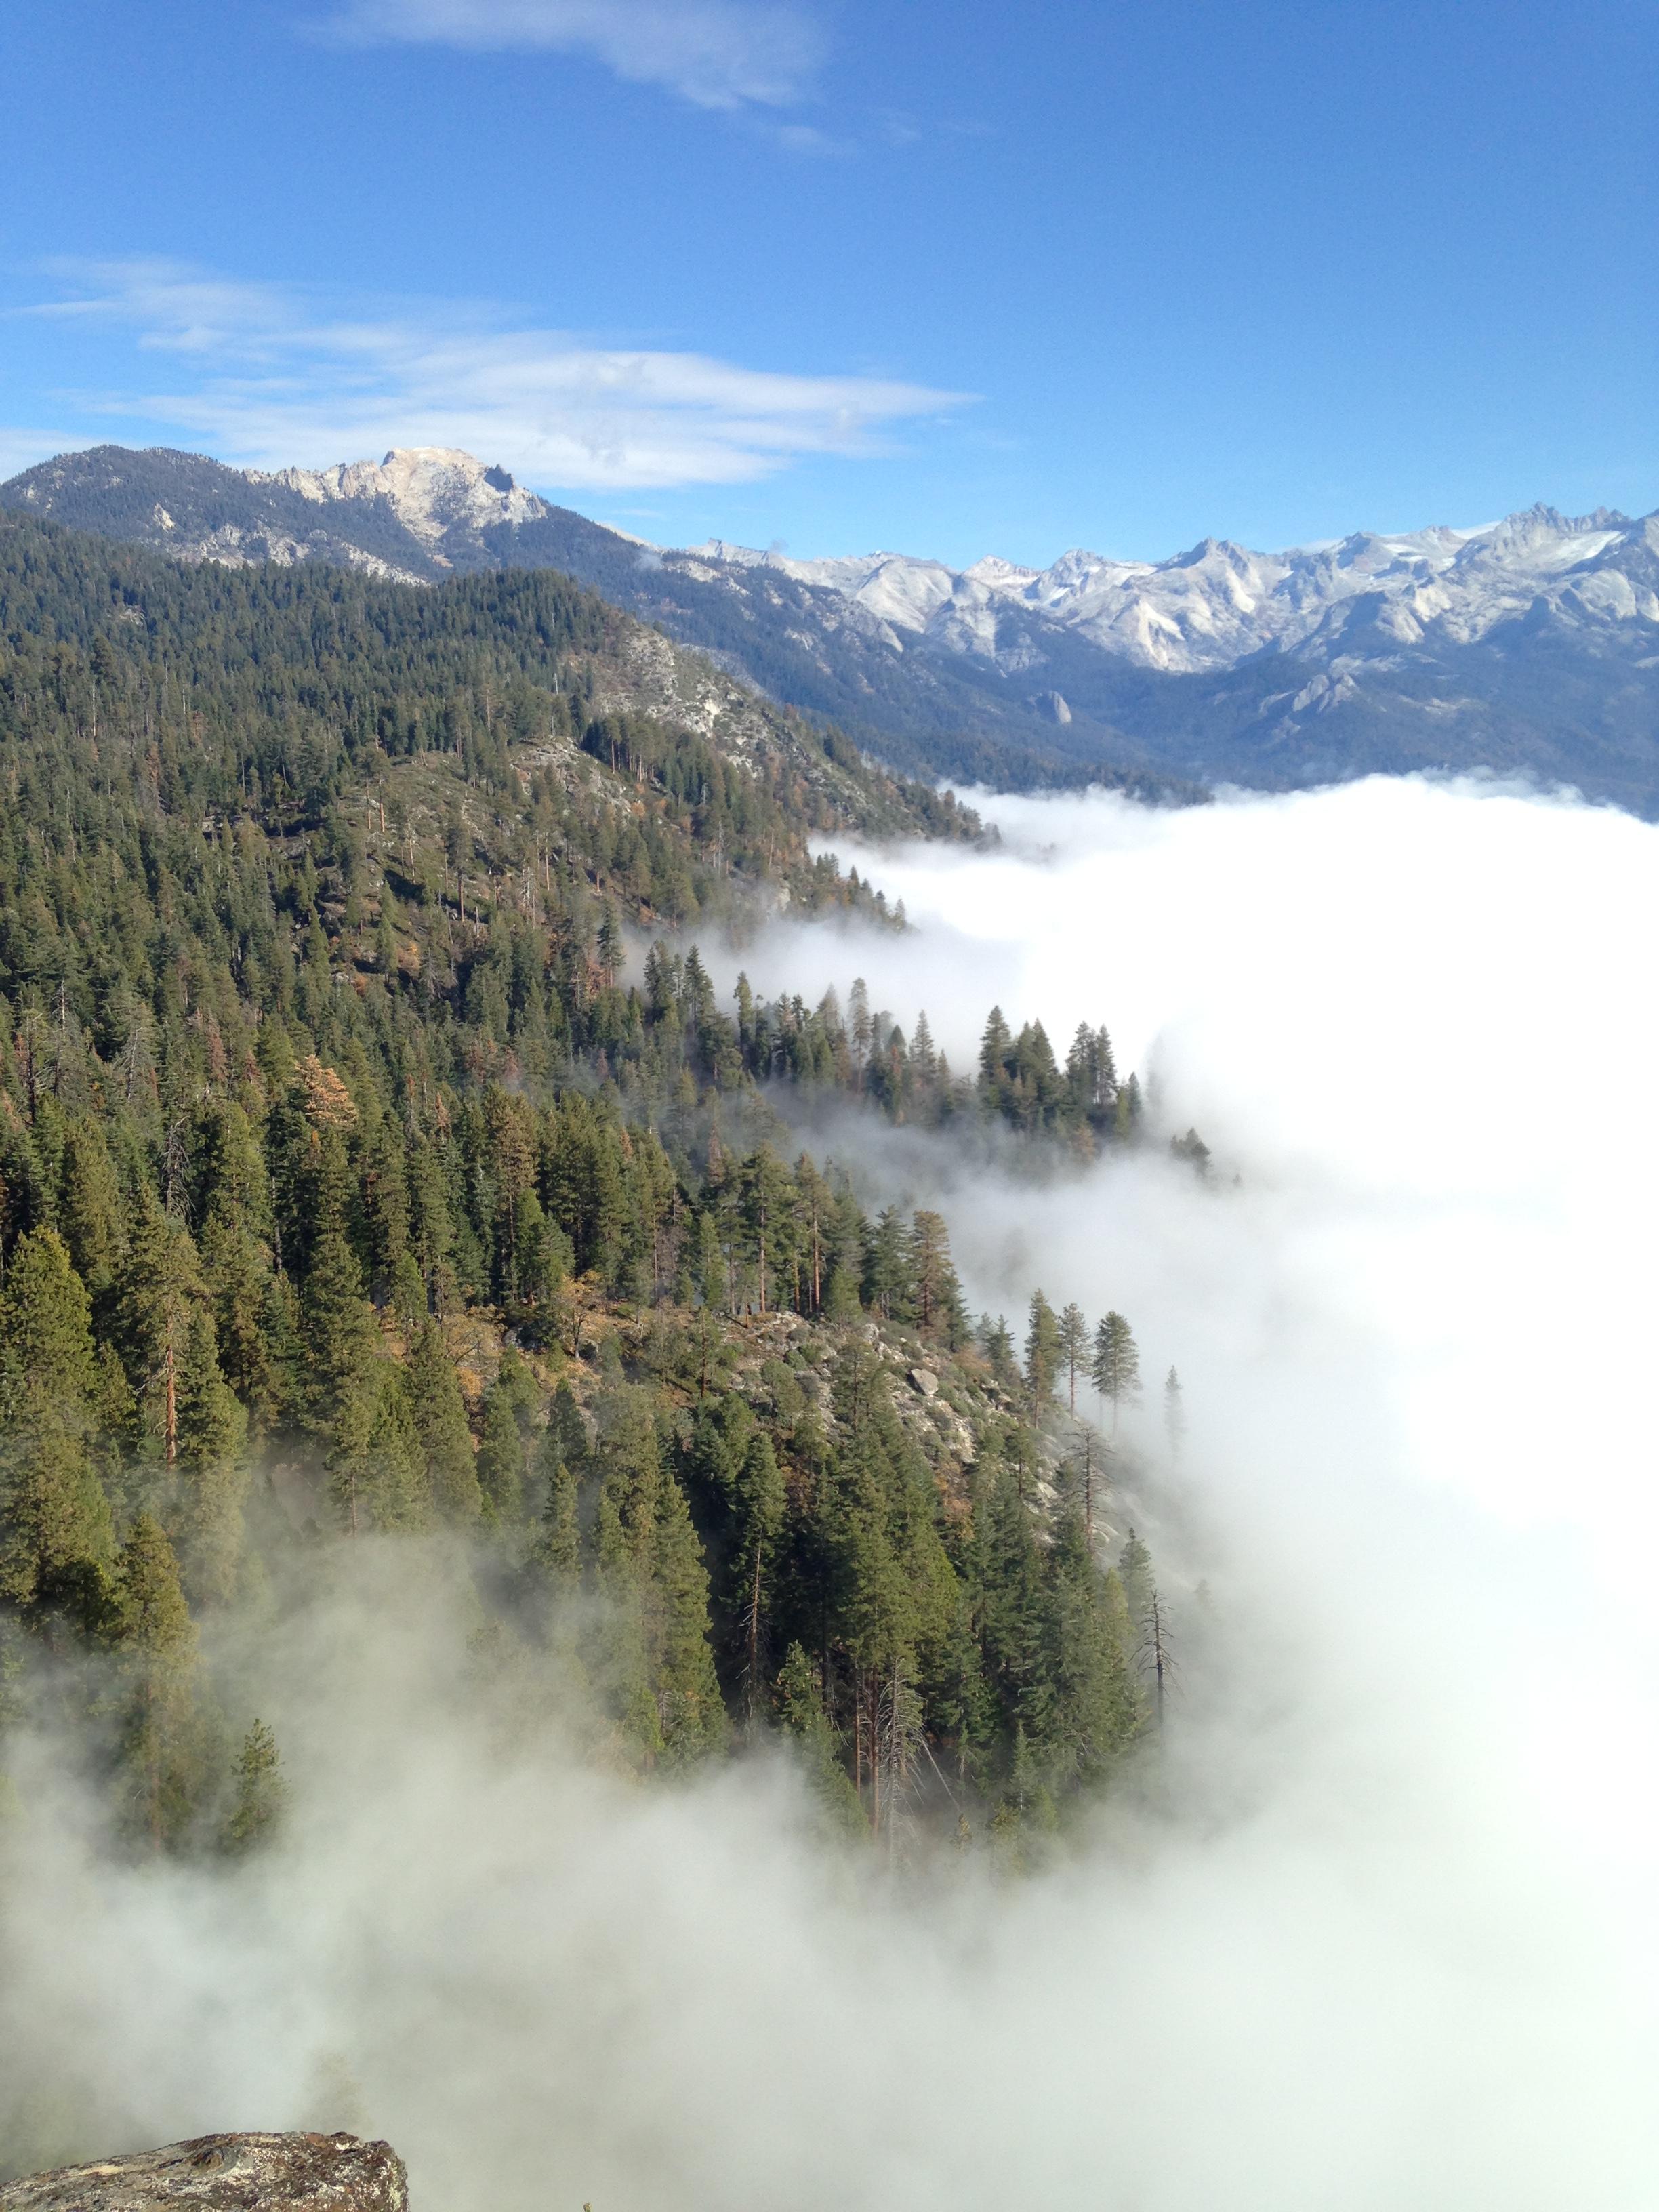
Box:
<box><xmin>0</xmin><ymin>2133</ymin><xmax>407</xmax><ymax>2212</ymax></box>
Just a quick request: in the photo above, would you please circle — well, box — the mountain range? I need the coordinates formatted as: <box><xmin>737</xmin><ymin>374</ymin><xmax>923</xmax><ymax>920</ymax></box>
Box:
<box><xmin>6</xmin><ymin>442</ymin><xmax>1659</xmax><ymax>813</ymax></box>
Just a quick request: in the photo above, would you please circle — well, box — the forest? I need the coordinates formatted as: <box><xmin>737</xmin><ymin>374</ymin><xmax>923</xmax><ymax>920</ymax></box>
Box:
<box><xmin>0</xmin><ymin>509</ymin><xmax>1175</xmax><ymax>1872</ymax></box>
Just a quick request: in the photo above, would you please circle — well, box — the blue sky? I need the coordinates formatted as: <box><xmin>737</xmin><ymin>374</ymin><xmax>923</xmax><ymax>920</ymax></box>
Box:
<box><xmin>1</xmin><ymin>0</ymin><xmax>1654</xmax><ymax>565</ymax></box>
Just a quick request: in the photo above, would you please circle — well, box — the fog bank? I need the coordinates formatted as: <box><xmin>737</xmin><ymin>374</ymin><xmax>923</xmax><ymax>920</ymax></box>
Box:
<box><xmin>5</xmin><ymin>774</ymin><xmax>1659</xmax><ymax>2210</ymax></box>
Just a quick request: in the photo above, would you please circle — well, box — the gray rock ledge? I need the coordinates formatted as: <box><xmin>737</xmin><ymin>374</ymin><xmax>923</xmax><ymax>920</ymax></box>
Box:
<box><xmin>0</xmin><ymin>2133</ymin><xmax>407</xmax><ymax>2211</ymax></box>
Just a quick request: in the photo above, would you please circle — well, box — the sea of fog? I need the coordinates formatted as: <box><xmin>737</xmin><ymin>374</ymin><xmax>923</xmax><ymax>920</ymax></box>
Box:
<box><xmin>4</xmin><ymin>772</ymin><xmax>1658</xmax><ymax>2211</ymax></box>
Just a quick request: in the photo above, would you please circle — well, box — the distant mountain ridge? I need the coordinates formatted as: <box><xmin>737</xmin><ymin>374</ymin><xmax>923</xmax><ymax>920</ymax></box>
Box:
<box><xmin>7</xmin><ymin>442</ymin><xmax>1659</xmax><ymax>813</ymax></box>
<box><xmin>691</xmin><ymin>503</ymin><xmax>1655</xmax><ymax>674</ymax></box>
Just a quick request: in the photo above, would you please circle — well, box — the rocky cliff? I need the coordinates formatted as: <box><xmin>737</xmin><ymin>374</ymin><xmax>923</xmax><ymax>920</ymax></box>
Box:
<box><xmin>0</xmin><ymin>2134</ymin><xmax>407</xmax><ymax>2212</ymax></box>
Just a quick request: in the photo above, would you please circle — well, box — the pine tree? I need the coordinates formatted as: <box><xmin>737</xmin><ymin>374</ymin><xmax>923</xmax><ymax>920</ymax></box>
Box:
<box><xmin>1</xmin><ymin>1225</ymin><xmax>98</xmax><ymax>1409</ymax></box>
<box><xmin>1024</xmin><ymin>1289</ymin><xmax>1062</xmax><ymax>1412</ymax></box>
<box><xmin>1117</xmin><ymin>1528</ymin><xmax>1155</xmax><ymax>1647</ymax></box>
<box><xmin>116</xmin><ymin>1195</ymin><xmax>212</xmax><ymax>1471</ymax></box>
<box><xmin>476</xmin><ymin>1382</ymin><xmax>527</xmax><ymax>1524</ymax></box>
<box><xmin>198</xmin><ymin>1210</ymin><xmax>285</xmax><ymax>1438</ymax></box>
<box><xmin>1047</xmin><ymin>1480</ymin><xmax>1139</xmax><ymax>1784</ymax></box>
<box><xmin>222</xmin><ymin>1719</ymin><xmax>286</xmax><ymax>1854</ymax></box>
<box><xmin>114</xmin><ymin>1512</ymin><xmax>199</xmax><ymax>1850</ymax></box>
<box><xmin>733</xmin><ymin>1431</ymin><xmax>785</xmax><ymax>1715</ymax></box>
<box><xmin>653</xmin><ymin>1473</ymin><xmax>725</xmax><ymax>1765</ymax></box>
<box><xmin>300</xmin><ymin>1209</ymin><xmax>382</xmax><ymax>1452</ymax></box>
<box><xmin>0</xmin><ymin>1227</ymin><xmax>113</xmax><ymax>1607</ymax></box>
<box><xmin>57</xmin><ymin>1118</ymin><xmax>124</xmax><ymax>1300</ymax></box>
<box><xmin>734</xmin><ymin>1146</ymin><xmax>794</xmax><ymax>1315</ymax></box>
<box><xmin>405</xmin><ymin>1318</ymin><xmax>482</xmax><ymax>1525</ymax></box>
<box><xmin>327</xmin><ymin>1359</ymin><xmax>429</xmax><ymax>1536</ymax></box>
<box><xmin>908</xmin><ymin>1210</ymin><xmax>965</xmax><ymax>1344</ymax></box>
<box><xmin>1092</xmin><ymin>1310</ymin><xmax>1141</xmax><ymax>1435</ymax></box>
<box><xmin>169</xmin><ymin>1304</ymin><xmax>247</xmax><ymax>1605</ymax></box>
<box><xmin>1164</xmin><ymin>1366</ymin><xmax>1187</xmax><ymax>1458</ymax></box>
<box><xmin>977</xmin><ymin>1006</ymin><xmax>1013</xmax><ymax>1106</ymax></box>
<box><xmin>863</xmin><ymin>1205</ymin><xmax>909</xmax><ymax>1322</ymax></box>
<box><xmin>775</xmin><ymin>1643</ymin><xmax>864</xmax><ymax>1834</ymax></box>
<box><xmin>1057</xmin><ymin>1303</ymin><xmax>1089</xmax><ymax>1413</ymax></box>
<box><xmin>534</xmin><ymin>1431</ymin><xmax>580</xmax><ymax>1588</ymax></box>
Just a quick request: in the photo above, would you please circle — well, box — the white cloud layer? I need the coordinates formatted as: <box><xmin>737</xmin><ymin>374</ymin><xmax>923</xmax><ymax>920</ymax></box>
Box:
<box><xmin>5</xmin><ymin>774</ymin><xmax>1658</xmax><ymax>2207</ymax></box>
<box><xmin>19</xmin><ymin>260</ymin><xmax>962</xmax><ymax>489</ymax></box>
<box><xmin>318</xmin><ymin>0</ymin><xmax>826</xmax><ymax>110</ymax></box>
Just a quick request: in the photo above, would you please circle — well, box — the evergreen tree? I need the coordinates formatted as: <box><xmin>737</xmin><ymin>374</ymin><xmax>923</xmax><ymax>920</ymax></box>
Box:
<box><xmin>0</xmin><ymin>1226</ymin><xmax>113</xmax><ymax>1606</ymax></box>
<box><xmin>908</xmin><ymin>1210</ymin><xmax>965</xmax><ymax>1345</ymax></box>
<box><xmin>329</xmin><ymin>1359</ymin><xmax>428</xmax><ymax>1536</ymax></box>
<box><xmin>1164</xmin><ymin>1365</ymin><xmax>1187</xmax><ymax>1458</ymax></box>
<box><xmin>775</xmin><ymin>1642</ymin><xmax>865</xmax><ymax>1835</ymax></box>
<box><xmin>1092</xmin><ymin>1311</ymin><xmax>1141</xmax><ymax>1435</ymax></box>
<box><xmin>863</xmin><ymin>1206</ymin><xmax>909</xmax><ymax>1322</ymax></box>
<box><xmin>733</xmin><ymin>1431</ymin><xmax>786</xmax><ymax>1715</ymax></box>
<box><xmin>115</xmin><ymin>1195</ymin><xmax>213</xmax><ymax>1471</ymax></box>
<box><xmin>1057</xmin><ymin>1303</ymin><xmax>1089</xmax><ymax>1413</ymax></box>
<box><xmin>57</xmin><ymin>1118</ymin><xmax>124</xmax><ymax>1300</ymax></box>
<box><xmin>653</xmin><ymin>1472</ymin><xmax>726</xmax><ymax>1765</ymax></box>
<box><xmin>476</xmin><ymin>1382</ymin><xmax>527</xmax><ymax>1525</ymax></box>
<box><xmin>405</xmin><ymin>1318</ymin><xmax>482</xmax><ymax>1525</ymax></box>
<box><xmin>222</xmin><ymin>1719</ymin><xmax>286</xmax><ymax>1854</ymax></box>
<box><xmin>534</xmin><ymin>1429</ymin><xmax>580</xmax><ymax>1587</ymax></box>
<box><xmin>300</xmin><ymin>1195</ymin><xmax>382</xmax><ymax>1455</ymax></box>
<box><xmin>1024</xmin><ymin>1289</ymin><xmax>1062</xmax><ymax>1412</ymax></box>
<box><xmin>114</xmin><ymin>1512</ymin><xmax>199</xmax><ymax>1850</ymax></box>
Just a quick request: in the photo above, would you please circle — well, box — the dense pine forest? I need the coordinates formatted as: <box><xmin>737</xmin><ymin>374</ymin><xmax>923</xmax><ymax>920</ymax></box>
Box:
<box><xmin>0</xmin><ymin>510</ymin><xmax>1173</xmax><ymax>1871</ymax></box>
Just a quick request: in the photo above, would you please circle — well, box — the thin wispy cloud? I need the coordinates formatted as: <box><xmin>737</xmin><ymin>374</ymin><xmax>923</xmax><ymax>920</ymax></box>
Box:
<box><xmin>316</xmin><ymin>0</ymin><xmax>826</xmax><ymax>110</ymax></box>
<box><xmin>19</xmin><ymin>260</ymin><xmax>967</xmax><ymax>491</ymax></box>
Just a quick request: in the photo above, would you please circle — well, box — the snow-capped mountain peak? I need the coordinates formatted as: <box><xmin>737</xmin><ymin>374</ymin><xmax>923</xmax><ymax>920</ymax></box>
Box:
<box><xmin>671</xmin><ymin>501</ymin><xmax>1659</xmax><ymax>674</ymax></box>
<box><xmin>6</xmin><ymin>441</ymin><xmax>1659</xmax><ymax>816</ymax></box>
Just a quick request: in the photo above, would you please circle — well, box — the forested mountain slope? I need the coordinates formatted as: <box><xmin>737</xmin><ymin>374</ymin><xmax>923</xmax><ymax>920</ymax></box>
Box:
<box><xmin>0</xmin><ymin>445</ymin><xmax>1207</xmax><ymax>796</ymax></box>
<box><xmin>10</xmin><ymin>443</ymin><xmax>1659</xmax><ymax>811</ymax></box>
<box><xmin>0</xmin><ymin>508</ymin><xmax>1171</xmax><ymax>1896</ymax></box>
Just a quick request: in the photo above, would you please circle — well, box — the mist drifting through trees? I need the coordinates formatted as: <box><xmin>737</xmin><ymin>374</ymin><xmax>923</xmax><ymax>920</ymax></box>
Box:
<box><xmin>2</xmin><ymin>768</ymin><xmax>1656</xmax><ymax>2207</ymax></box>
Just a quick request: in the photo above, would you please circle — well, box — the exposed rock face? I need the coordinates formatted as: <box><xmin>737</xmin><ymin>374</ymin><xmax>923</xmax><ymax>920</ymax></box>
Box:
<box><xmin>0</xmin><ymin>2133</ymin><xmax>407</xmax><ymax>2212</ymax></box>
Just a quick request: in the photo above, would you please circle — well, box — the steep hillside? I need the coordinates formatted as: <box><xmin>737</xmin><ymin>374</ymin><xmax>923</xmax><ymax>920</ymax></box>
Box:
<box><xmin>0</xmin><ymin>447</ymin><xmax>1210</xmax><ymax>797</ymax></box>
<box><xmin>0</xmin><ymin>498</ymin><xmax>1171</xmax><ymax>1902</ymax></box>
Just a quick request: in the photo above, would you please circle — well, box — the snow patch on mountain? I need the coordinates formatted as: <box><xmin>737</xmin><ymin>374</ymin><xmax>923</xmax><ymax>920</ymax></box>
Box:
<box><xmin>681</xmin><ymin>502</ymin><xmax>1657</xmax><ymax>675</ymax></box>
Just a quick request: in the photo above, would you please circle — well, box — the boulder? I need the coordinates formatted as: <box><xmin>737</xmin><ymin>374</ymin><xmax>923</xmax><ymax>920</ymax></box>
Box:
<box><xmin>0</xmin><ymin>2133</ymin><xmax>407</xmax><ymax>2212</ymax></box>
<box><xmin>908</xmin><ymin>1367</ymin><xmax>939</xmax><ymax>1397</ymax></box>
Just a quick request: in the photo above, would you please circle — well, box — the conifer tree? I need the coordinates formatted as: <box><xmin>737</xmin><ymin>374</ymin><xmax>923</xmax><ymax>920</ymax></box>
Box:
<box><xmin>198</xmin><ymin>1210</ymin><xmax>285</xmax><ymax>1437</ymax></box>
<box><xmin>404</xmin><ymin>1318</ymin><xmax>481</xmax><ymax>1525</ymax></box>
<box><xmin>863</xmin><ymin>1206</ymin><xmax>909</xmax><ymax>1322</ymax></box>
<box><xmin>734</xmin><ymin>1145</ymin><xmax>793</xmax><ymax>1315</ymax></box>
<box><xmin>300</xmin><ymin>1194</ymin><xmax>381</xmax><ymax>1452</ymax></box>
<box><xmin>168</xmin><ymin>1304</ymin><xmax>247</xmax><ymax>1605</ymax></box>
<box><xmin>1092</xmin><ymin>1310</ymin><xmax>1141</xmax><ymax>1435</ymax></box>
<box><xmin>977</xmin><ymin>1006</ymin><xmax>1013</xmax><ymax>1106</ymax></box>
<box><xmin>115</xmin><ymin>1512</ymin><xmax>199</xmax><ymax>1850</ymax></box>
<box><xmin>1057</xmin><ymin>1303</ymin><xmax>1089</xmax><ymax>1413</ymax></box>
<box><xmin>908</xmin><ymin>1210</ymin><xmax>965</xmax><ymax>1345</ymax></box>
<box><xmin>653</xmin><ymin>1472</ymin><xmax>725</xmax><ymax>1765</ymax></box>
<box><xmin>775</xmin><ymin>1643</ymin><xmax>865</xmax><ymax>1834</ymax></box>
<box><xmin>58</xmin><ymin>1118</ymin><xmax>124</xmax><ymax>1300</ymax></box>
<box><xmin>117</xmin><ymin>1195</ymin><xmax>212</xmax><ymax>1471</ymax></box>
<box><xmin>476</xmin><ymin>1382</ymin><xmax>527</xmax><ymax>1524</ymax></box>
<box><xmin>222</xmin><ymin>1719</ymin><xmax>286</xmax><ymax>1854</ymax></box>
<box><xmin>535</xmin><ymin>1430</ymin><xmax>580</xmax><ymax>1587</ymax></box>
<box><xmin>0</xmin><ymin>1226</ymin><xmax>113</xmax><ymax>1606</ymax></box>
<box><xmin>733</xmin><ymin>1431</ymin><xmax>786</xmax><ymax>1713</ymax></box>
<box><xmin>1164</xmin><ymin>1365</ymin><xmax>1187</xmax><ymax>1458</ymax></box>
<box><xmin>1117</xmin><ymin>1528</ymin><xmax>1155</xmax><ymax>1647</ymax></box>
<box><xmin>1025</xmin><ymin>1290</ymin><xmax>1062</xmax><ymax>1412</ymax></box>
<box><xmin>1047</xmin><ymin>1478</ymin><xmax>1139</xmax><ymax>1784</ymax></box>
